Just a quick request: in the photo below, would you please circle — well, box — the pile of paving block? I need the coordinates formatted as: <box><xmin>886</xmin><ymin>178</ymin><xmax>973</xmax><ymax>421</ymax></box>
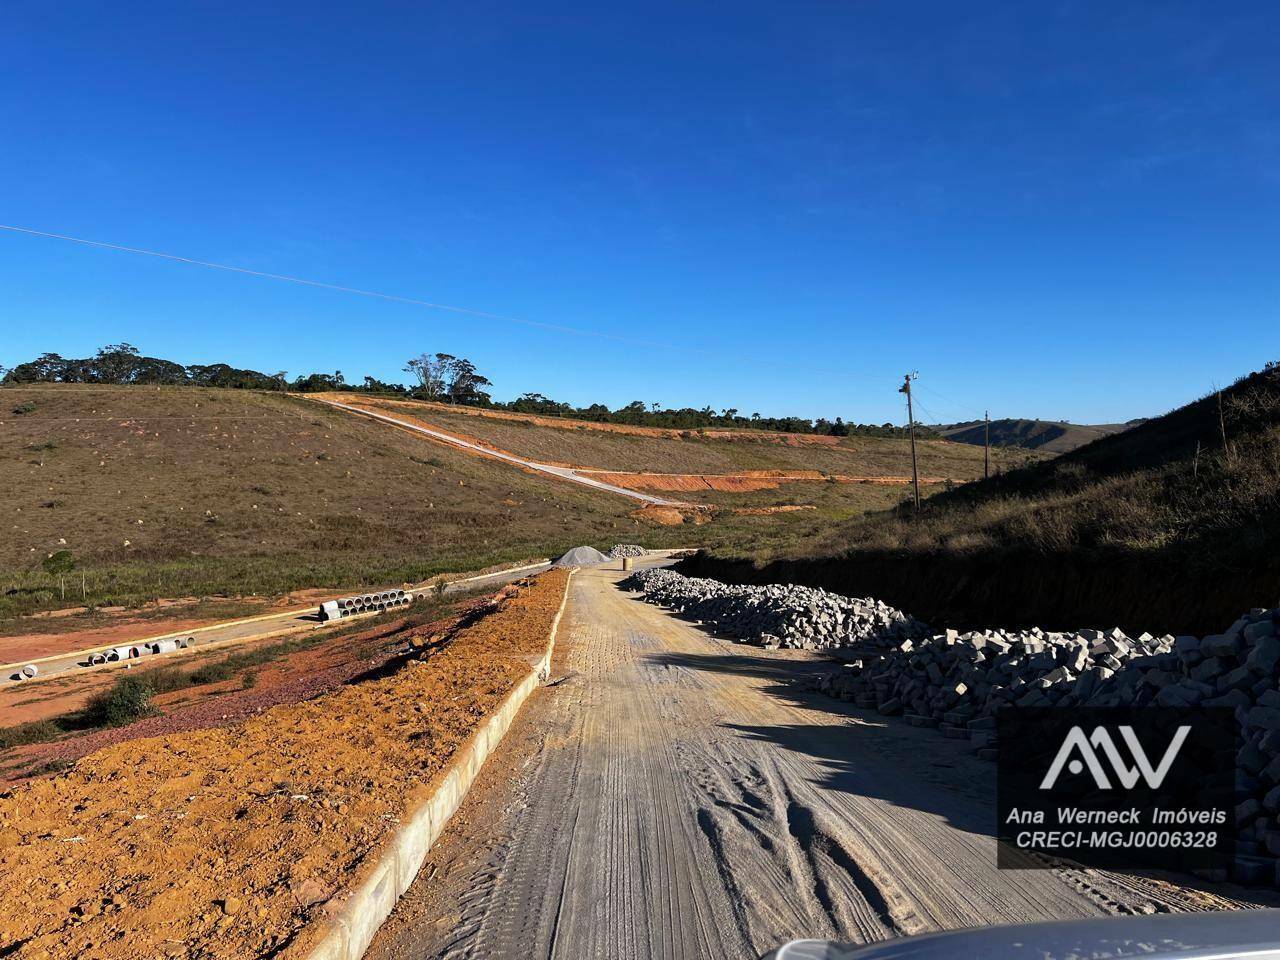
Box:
<box><xmin>608</xmin><ymin>544</ymin><xmax>649</xmax><ymax>558</ymax></box>
<box><xmin>621</xmin><ymin>567</ymin><xmax>928</xmax><ymax>651</ymax></box>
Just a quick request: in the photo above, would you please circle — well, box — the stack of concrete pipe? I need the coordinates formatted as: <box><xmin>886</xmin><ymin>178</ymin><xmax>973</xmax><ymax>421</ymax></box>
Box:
<box><xmin>318</xmin><ymin>588</ymin><xmax>415</xmax><ymax>622</ymax></box>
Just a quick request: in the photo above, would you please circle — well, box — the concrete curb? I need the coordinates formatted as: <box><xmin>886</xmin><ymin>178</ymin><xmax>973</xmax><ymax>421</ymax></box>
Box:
<box><xmin>295</xmin><ymin>569</ymin><xmax>575</xmax><ymax>960</ymax></box>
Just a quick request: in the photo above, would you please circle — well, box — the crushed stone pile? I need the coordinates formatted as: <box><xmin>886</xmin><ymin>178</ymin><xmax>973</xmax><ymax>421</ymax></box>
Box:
<box><xmin>814</xmin><ymin>624</ymin><xmax>1175</xmax><ymax>742</ymax></box>
<box><xmin>608</xmin><ymin>544</ymin><xmax>648</xmax><ymax>558</ymax></box>
<box><xmin>554</xmin><ymin>545</ymin><xmax>610</xmax><ymax>568</ymax></box>
<box><xmin>622</xmin><ymin>567</ymin><xmax>927</xmax><ymax>651</ymax></box>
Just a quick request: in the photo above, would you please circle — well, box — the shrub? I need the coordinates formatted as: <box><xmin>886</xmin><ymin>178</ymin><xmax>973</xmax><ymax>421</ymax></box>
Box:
<box><xmin>187</xmin><ymin>660</ymin><xmax>234</xmax><ymax>685</ymax></box>
<box><xmin>42</xmin><ymin>550</ymin><xmax>75</xmax><ymax>576</ymax></box>
<box><xmin>83</xmin><ymin>675</ymin><xmax>158</xmax><ymax>727</ymax></box>
<box><xmin>11</xmin><ymin>401</ymin><xmax>35</xmax><ymax>415</ymax></box>
<box><xmin>0</xmin><ymin>719</ymin><xmax>60</xmax><ymax>749</ymax></box>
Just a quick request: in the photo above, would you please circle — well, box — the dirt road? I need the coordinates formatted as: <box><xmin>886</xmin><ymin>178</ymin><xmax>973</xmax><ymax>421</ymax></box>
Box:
<box><xmin>369</xmin><ymin>562</ymin><xmax>1259</xmax><ymax>960</ymax></box>
<box><xmin>312</xmin><ymin>397</ymin><xmax>682</xmax><ymax>506</ymax></box>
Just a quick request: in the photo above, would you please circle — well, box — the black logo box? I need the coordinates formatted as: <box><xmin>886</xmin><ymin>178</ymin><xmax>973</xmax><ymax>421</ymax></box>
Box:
<box><xmin>997</xmin><ymin>708</ymin><xmax>1236</xmax><ymax>872</ymax></box>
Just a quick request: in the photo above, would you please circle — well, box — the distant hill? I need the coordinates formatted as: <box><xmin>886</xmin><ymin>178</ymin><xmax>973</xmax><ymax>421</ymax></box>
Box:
<box><xmin>688</xmin><ymin>362</ymin><xmax>1280</xmax><ymax>635</ymax></box>
<box><xmin>935</xmin><ymin>417</ymin><xmax>1142</xmax><ymax>454</ymax></box>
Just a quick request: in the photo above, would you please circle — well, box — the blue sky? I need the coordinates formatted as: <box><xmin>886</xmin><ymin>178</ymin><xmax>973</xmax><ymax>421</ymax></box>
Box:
<box><xmin>1</xmin><ymin>1</ymin><xmax>1276</xmax><ymax>425</ymax></box>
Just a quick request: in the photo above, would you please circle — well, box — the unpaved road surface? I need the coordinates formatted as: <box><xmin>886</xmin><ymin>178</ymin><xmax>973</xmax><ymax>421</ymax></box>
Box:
<box><xmin>313</xmin><ymin>397</ymin><xmax>682</xmax><ymax>506</ymax></box>
<box><xmin>369</xmin><ymin>563</ymin><xmax>1265</xmax><ymax>960</ymax></box>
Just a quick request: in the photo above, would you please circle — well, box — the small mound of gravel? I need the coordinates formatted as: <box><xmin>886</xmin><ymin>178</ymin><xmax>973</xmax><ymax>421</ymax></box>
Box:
<box><xmin>622</xmin><ymin>567</ymin><xmax>926</xmax><ymax>652</ymax></box>
<box><xmin>608</xmin><ymin>544</ymin><xmax>648</xmax><ymax>559</ymax></box>
<box><xmin>554</xmin><ymin>545</ymin><xmax>610</xmax><ymax>568</ymax></box>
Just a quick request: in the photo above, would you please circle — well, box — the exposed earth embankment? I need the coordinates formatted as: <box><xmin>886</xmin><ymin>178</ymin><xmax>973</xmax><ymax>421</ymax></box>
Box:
<box><xmin>0</xmin><ymin>571</ymin><xmax>570</xmax><ymax>959</ymax></box>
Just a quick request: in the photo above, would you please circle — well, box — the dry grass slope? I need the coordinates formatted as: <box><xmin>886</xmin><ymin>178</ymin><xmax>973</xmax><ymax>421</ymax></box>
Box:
<box><xmin>352</xmin><ymin>395</ymin><xmax>1033</xmax><ymax>479</ymax></box>
<box><xmin>0</xmin><ymin>386</ymin><xmax>636</xmax><ymax>617</ymax></box>
<box><xmin>688</xmin><ymin>363</ymin><xmax>1280</xmax><ymax>634</ymax></box>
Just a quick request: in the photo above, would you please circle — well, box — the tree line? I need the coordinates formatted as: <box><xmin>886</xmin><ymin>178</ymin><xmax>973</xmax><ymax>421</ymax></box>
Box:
<box><xmin>0</xmin><ymin>344</ymin><xmax>930</xmax><ymax>438</ymax></box>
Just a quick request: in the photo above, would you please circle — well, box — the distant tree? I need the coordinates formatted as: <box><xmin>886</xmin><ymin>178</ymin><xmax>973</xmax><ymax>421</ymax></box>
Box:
<box><xmin>445</xmin><ymin>357</ymin><xmax>492</xmax><ymax>405</ymax></box>
<box><xmin>360</xmin><ymin>375</ymin><xmax>406</xmax><ymax>395</ymax></box>
<box><xmin>404</xmin><ymin>353</ymin><xmax>449</xmax><ymax>400</ymax></box>
<box><xmin>4</xmin><ymin>353</ymin><xmax>69</xmax><ymax>383</ymax></box>
<box><xmin>91</xmin><ymin>343</ymin><xmax>143</xmax><ymax>384</ymax></box>
<box><xmin>132</xmin><ymin>356</ymin><xmax>187</xmax><ymax>385</ymax></box>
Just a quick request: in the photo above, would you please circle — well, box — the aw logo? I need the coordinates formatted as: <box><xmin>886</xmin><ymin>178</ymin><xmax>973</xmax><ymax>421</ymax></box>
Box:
<box><xmin>997</xmin><ymin>708</ymin><xmax>1233</xmax><ymax>871</ymax></box>
<box><xmin>1039</xmin><ymin>724</ymin><xmax>1191</xmax><ymax>791</ymax></box>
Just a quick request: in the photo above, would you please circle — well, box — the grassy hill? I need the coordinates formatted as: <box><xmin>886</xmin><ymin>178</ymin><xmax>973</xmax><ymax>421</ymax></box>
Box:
<box><xmin>0</xmin><ymin>385</ymin><xmax>1024</xmax><ymax>618</ymax></box>
<box><xmin>0</xmin><ymin>385</ymin><xmax>649</xmax><ymax>618</ymax></box>
<box><xmin>337</xmin><ymin>395</ymin><xmax>1033</xmax><ymax>483</ymax></box>
<box><xmin>685</xmin><ymin>363</ymin><xmax>1280</xmax><ymax>635</ymax></box>
<box><xmin>936</xmin><ymin>418</ymin><xmax>1138</xmax><ymax>453</ymax></box>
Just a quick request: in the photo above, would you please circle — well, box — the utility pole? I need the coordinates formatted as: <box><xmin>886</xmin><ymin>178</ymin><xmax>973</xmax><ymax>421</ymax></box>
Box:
<box><xmin>899</xmin><ymin>373</ymin><xmax>921</xmax><ymax>510</ymax></box>
<box><xmin>984</xmin><ymin>409</ymin><xmax>990</xmax><ymax>480</ymax></box>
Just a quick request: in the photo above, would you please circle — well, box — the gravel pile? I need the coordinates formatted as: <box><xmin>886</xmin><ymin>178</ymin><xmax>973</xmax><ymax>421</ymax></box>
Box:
<box><xmin>554</xmin><ymin>546</ymin><xmax>610</xmax><ymax>568</ymax></box>
<box><xmin>608</xmin><ymin>544</ymin><xmax>648</xmax><ymax>558</ymax></box>
<box><xmin>622</xmin><ymin>567</ymin><xmax>927</xmax><ymax>651</ymax></box>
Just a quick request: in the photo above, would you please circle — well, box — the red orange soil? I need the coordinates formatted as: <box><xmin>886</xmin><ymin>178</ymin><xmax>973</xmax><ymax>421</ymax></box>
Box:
<box><xmin>319</xmin><ymin>393</ymin><xmax>842</xmax><ymax>447</ymax></box>
<box><xmin>0</xmin><ymin>594</ymin><xmax>500</xmax><ymax>777</ymax></box>
<box><xmin>581</xmin><ymin>469</ymin><xmax>948</xmax><ymax>493</ymax></box>
<box><xmin>0</xmin><ymin>617</ymin><xmax>229</xmax><ymax>666</ymax></box>
<box><xmin>0</xmin><ymin>570</ymin><xmax>568</xmax><ymax>959</ymax></box>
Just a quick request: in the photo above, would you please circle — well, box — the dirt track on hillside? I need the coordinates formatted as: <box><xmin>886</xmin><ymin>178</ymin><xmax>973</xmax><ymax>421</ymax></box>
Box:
<box><xmin>579</xmin><ymin>469</ymin><xmax>947</xmax><ymax>492</ymax></box>
<box><xmin>368</xmin><ymin>564</ymin><xmax>1262</xmax><ymax>960</ymax></box>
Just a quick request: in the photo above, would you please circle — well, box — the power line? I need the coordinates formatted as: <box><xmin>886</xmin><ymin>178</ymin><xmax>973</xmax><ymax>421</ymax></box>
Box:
<box><xmin>916</xmin><ymin>382</ymin><xmax>988</xmax><ymax>423</ymax></box>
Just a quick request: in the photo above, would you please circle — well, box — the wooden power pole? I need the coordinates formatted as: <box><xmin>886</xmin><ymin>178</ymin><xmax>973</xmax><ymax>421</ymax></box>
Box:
<box><xmin>900</xmin><ymin>373</ymin><xmax>921</xmax><ymax>510</ymax></box>
<box><xmin>984</xmin><ymin>410</ymin><xmax>990</xmax><ymax>480</ymax></box>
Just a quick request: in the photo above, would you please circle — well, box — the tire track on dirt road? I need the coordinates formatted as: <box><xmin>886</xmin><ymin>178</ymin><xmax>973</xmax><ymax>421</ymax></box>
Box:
<box><xmin>368</xmin><ymin>563</ymin><xmax>1265</xmax><ymax>960</ymax></box>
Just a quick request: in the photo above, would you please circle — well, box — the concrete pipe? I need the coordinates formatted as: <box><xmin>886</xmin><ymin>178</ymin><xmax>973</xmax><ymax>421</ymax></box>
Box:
<box><xmin>404</xmin><ymin>591</ymin><xmax>416</xmax><ymax>603</ymax></box>
<box><xmin>20</xmin><ymin>664</ymin><xmax>37</xmax><ymax>679</ymax></box>
<box><xmin>107</xmin><ymin>646</ymin><xmax>133</xmax><ymax>662</ymax></box>
<box><xmin>320</xmin><ymin>600</ymin><xmax>341</xmax><ymax>621</ymax></box>
<box><xmin>149</xmin><ymin>639</ymin><xmax>177</xmax><ymax>655</ymax></box>
<box><xmin>90</xmin><ymin>652</ymin><xmax>107</xmax><ymax>665</ymax></box>
<box><xmin>180</xmin><ymin>636</ymin><xmax>196</xmax><ymax>648</ymax></box>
